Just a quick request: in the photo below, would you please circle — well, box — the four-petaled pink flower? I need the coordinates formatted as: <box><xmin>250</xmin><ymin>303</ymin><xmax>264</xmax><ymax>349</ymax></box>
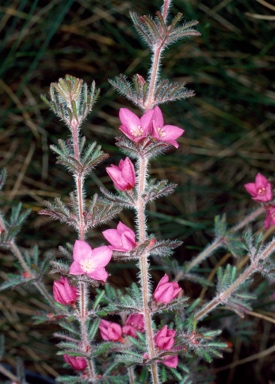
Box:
<box><xmin>122</xmin><ymin>313</ymin><xmax>145</xmax><ymax>338</ymax></box>
<box><xmin>153</xmin><ymin>274</ymin><xmax>182</xmax><ymax>304</ymax></box>
<box><xmin>143</xmin><ymin>325</ymin><xmax>178</xmax><ymax>368</ymax></box>
<box><xmin>53</xmin><ymin>277</ymin><xmax>78</xmax><ymax>306</ymax></box>
<box><xmin>69</xmin><ymin>240</ymin><xmax>112</xmax><ymax>282</ymax></box>
<box><xmin>99</xmin><ymin>319</ymin><xmax>123</xmax><ymax>342</ymax></box>
<box><xmin>119</xmin><ymin>108</ymin><xmax>154</xmax><ymax>142</ymax></box>
<box><xmin>103</xmin><ymin>222</ymin><xmax>136</xmax><ymax>252</ymax></box>
<box><xmin>64</xmin><ymin>355</ymin><xmax>87</xmax><ymax>371</ymax></box>
<box><xmin>106</xmin><ymin>157</ymin><xmax>136</xmax><ymax>191</ymax></box>
<box><xmin>155</xmin><ymin>325</ymin><xmax>176</xmax><ymax>351</ymax></box>
<box><xmin>244</xmin><ymin>173</ymin><xmax>273</xmax><ymax>202</ymax></box>
<box><xmin>151</xmin><ymin>106</ymin><xmax>184</xmax><ymax>148</ymax></box>
<box><xmin>264</xmin><ymin>206</ymin><xmax>275</xmax><ymax>229</ymax></box>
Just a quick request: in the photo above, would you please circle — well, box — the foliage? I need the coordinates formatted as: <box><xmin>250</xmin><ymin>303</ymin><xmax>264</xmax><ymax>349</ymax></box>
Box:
<box><xmin>0</xmin><ymin>0</ymin><xmax>275</xmax><ymax>383</ymax></box>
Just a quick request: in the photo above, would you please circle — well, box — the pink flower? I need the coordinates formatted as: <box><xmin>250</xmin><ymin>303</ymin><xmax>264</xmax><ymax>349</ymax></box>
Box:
<box><xmin>162</xmin><ymin>355</ymin><xmax>178</xmax><ymax>368</ymax></box>
<box><xmin>244</xmin><ymin>173</ymin><xmax>273</xmax><ymax>202</ymax></box>
<box><xmin>155</xmin><ymin>325</ymin><xmax>176</xmax><ymax>351</ymax></box>
<box><xmin>106</xmin><ymin>157</ymin><xmax>136</xmax><ymax>191</ymax></box>
<box><xmin>99</xmin><ymin>319</ymin><xmax>123</xmax><ymax>342</ymax></box>
<box><xmin>264</xmin><ymin>206</ymin><xmax>275</xmax><ymax>229</ymax></box>
<box><xmin>143</xmin><ymin>351</ymin><xmax>178</xmax><ymax>368</ymax></box>
<box><xmin>69</xmin><ymin>240</ymin><xmax>112</xmax><ymax>282</ymax></box>
<box><xmin>151</xmin><ymin>106</ymin><xmax>184</xmax><ymax>148</ymax></box>
<box><xmin>64</xmin><ymin>355</ymin><xmax>87</xmax><ymax>371</ymax></box>
<box><xmin>153</xmin><ymin>274</ymin><xmax>182</xmax><ymax>304</ymax></box>
<box><xmin>122</xmin><ymin>313</ymin><xmax>145</xmax><ymax>338</ymax></box>
<box><xmin>53</xmin><ymin>277</ymin><xmax>78</xmax><ymax>306</ymax></box>
<box><xmin>119</xmin><ymin>108</ymin><xmax>154</xmax><ymax>142</ymax></box>
<box><xmin>102</xmin><ymin>222</ymin><xmax>136</xmax><ymax>252</ymax></box>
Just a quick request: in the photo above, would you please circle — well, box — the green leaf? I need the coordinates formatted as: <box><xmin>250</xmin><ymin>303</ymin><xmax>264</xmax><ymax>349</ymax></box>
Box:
<box><xmin>88</xmin><ymin>318</ymin><xmax>100</xmax><ymax>340</ymax></box>
<box><xmin>56</xmin><ymin>375</ymin><xmax>81</xmax><ymax>384</ymax></box>
<box><xmin>0</xmin><ymin>274</ymin><xmax>30</xmax><ymax>291</ymax></box>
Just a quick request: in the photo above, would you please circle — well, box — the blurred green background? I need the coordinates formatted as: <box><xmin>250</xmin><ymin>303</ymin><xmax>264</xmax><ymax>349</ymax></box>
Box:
<box><xmin>0</xmin><ymin>0</ymin><xmax>275</xmax><ymax>382</ymax></box>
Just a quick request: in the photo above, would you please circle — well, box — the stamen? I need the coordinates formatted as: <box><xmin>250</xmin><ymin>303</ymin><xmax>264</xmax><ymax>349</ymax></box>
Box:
<box><xmin>80</xmin><ymin>259</ymin><xmax>94</xmax><ymax>273</ymax></box>
<box><xmin>130</xmin><ymin>125</ymin><xmax>144</xmax><ymax>137</ymax></box>
<box><xmin>157</xmin><ymin>127</ymin><xmax>166</xmax><ymax>137</ymax></box>
<box><xmin>258</xmin><ymin>188</ymin><xmax>266</xmax><ymax>195</ymax></box>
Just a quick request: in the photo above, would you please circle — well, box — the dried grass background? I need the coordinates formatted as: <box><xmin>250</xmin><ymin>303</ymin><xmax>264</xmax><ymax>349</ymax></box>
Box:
<box><xmin>0</xmin><ymin>0</ymin><xmax>275</xmax><ymax>383</ymax></box>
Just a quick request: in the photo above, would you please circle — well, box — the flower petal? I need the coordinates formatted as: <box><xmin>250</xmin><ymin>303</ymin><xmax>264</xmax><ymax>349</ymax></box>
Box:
<box><xmin>120</xmin><ymin>158</ymin><xmax>136</xmax><ymax>187</ymax></box>
<box><xmin>255</xmin><ymin>173</ymin><xmax>268</xmax><ymax>189</ymax></box>
<box><xmin>244</xmin><ymin>182</ymin><xmax>257</xmax><ymax>197</ymax></box>
<box><xmin>102</xmin><ymin>229</ymin><xmax>121</xmax><ymax>246</ymax></box>
<box><xmin>163</xmin><ymin>355</ymin><xmax>178</xmax><ymax>368</ymax></box>
<box><xmin>106</xmin><ymin>165</ymin><xmax>129</xmax><ymax>190</ymax></box>
<box><xmin>119</xmin><ymin>108</ymin><xmax>141</xmax><ymax>131</ymax></box>
<box><xmin>162</xmin><ymin>125</ymin><xmax>184</xmax><ymax>141</ymax></box>
<box><xmin>73</xmin><ymin>240</ymin><xmax>92</xmax><ymax>263</ymax></box>
<box><xmin>90</xmin><ymin>246</ymin><xmax>112</xmax><ymax>268</ymax></box>
<box><xmin>140</xmin><ymin>109</ymin><xmax>155</xmax><ymax>132</ymax></box>
<box><xmin>152</xmin><ymin>106</ymin><xmax>164</xmax><ymax>128</ymax></box>
<box><xmin>69</xmin><ymin>261</ymin><xmax>84</xmax><ymax>275</ymax></box>
<box><xmin>156</xmin><ymin>274</ymin><xmax>169</xmax><ymax>287</ymax></box>
<box><xmin>87</xmin><ymin>267</ymin><xmax>108</xmax><ymax>281</ymax></box>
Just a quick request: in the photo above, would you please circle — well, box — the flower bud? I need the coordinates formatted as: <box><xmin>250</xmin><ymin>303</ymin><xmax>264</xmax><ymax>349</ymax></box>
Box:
<box><xmin>136</xmin><ymin>74</ymin><xmax>146</xmax><ymax>86</ymax></box>
<box><xmin>53</xmin><ymin>277</ymin><xmax>78</xmax><ymax>306</ymax></box>
<box><xmin>155</xmin><ymin>325</ymin><xmax>176</xmax><ymax>351</ymax></box>
<box><xmin>153</xmin><ymin>274</ymin><xmax>182</xmax><ymax>304</ymax></box>
<box><xmin>99</xmin><ymin>319</ymin><xmax>123</xmax><ymax>342</ymax></box>
<box><xmin>106</xmin><ymin>157</ymin><xmax>136</xmax><ymax>191</ymax></box>
<box><xmin>162</xmin><ymin>355</ymin><xmax>178</xmax><ymax>368</ymax></box>
<box><xmin>103</xmin><ymin>222</ymin><xmax>136</xmax><ymax>252</ymax></box>
<box><xmin>64</xmin><ymin>355</ymin><xmax>87</xmax><ymax>371</ymax></box>
<box><xmin>122</xmin><ymin>313</ymin><xmax>145</xmax><ymax>338</ymax></box>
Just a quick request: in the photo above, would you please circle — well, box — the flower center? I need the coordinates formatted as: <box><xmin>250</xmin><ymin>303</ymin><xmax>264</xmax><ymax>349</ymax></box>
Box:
<box><xmin>130</xmin><ymin>125</ymin><xmax>144</xmax><ymax>137</ymax></box>
<box><xmin>257</xmin><ymin>188</ymin><xmax>266</xmax><ymax>195</ymax></box>
<box><xmin>157</xmin><ymin>127</ymin><xmax>166</xmax><ymax>137</ymax></box>
<box><xmin>80</xmin><ymin>259</ymin><xmax>94</xmax><ymax>273</ymax></box>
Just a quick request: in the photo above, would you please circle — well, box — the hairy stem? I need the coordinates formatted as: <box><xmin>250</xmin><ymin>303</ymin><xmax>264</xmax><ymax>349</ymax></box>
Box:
<box><xmin>194</xmin><ymin>239</ymin><xmax>275</xmax><ymax>321</ymax></box>
<box><xmin>136</xmin><ymin>155</ymin><xmax>159</xmax><ymax>384</ymax></box>
<box><xmin>79</xmin><ymin>281</ymin><xmax>96</xmax><ymax>377</ymax></box>
<box><xmin>144</xmin><ymin>0</ymin><xmax>172</xmax><ymax>111</ymax></box>
<box><xmin>72</xmin><ymin>121</ymin><xmax>96</xmax><ymax>378</ymax></box>
<box><xmin>162</xmin><ymin>0</ymin><xmax>172</xmax><ymax>22</ymax></box>
<box><xmin>136</xmin><ymin>157</ymin><xmax>148</xmax><ymax>242</ymax></box>
<box><xmin>178</xmin><ymin>206</ymin><xmax>266</xmax><ymax>278</ymax></box>
<box><xmin>72</xmin><ymin>121</ymin><xmax>86</xmax><ymax>240</ymax></box>
<box><xmin>145</xmin><ymin>46</ymin><xmax>162</xmax><ymax>111</ymax></box>
<box><xmin>229</xmin><ymin>206</ymin><xmax>265</xmax><ymax>233</ymax></box>
<box><xmin>128</xmin><ymin>366</ymin><xmax>136</xmax><ymax>384</ymax></box>
<box><xmin>135</xmin><ymin>3</ymin><xmax>176</xmax><ymax>379</ymax></box>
